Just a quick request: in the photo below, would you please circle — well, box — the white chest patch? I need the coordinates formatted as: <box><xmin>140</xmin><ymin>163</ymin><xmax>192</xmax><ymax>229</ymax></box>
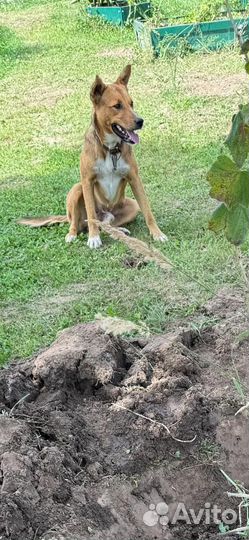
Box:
<box><xmin>94</xmin><ymin>154</ymin><xmax>130</xmax><ymax>202</ymax></box>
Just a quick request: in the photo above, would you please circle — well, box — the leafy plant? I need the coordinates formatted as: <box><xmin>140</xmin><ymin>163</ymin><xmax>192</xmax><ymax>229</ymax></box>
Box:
<box><xmin>149</xmin><ymin>0</ymin><xmax>247</xmax><ymax>26</ymax></box>
<box><xmin>190</xmin><ymin>0</ymin><xmax>243</xmax><ymax>23</ymax></box>
<box><xmin>207</xmin><ymin>9</ymin><xmax>249</xmax><ymax>245</ymax></box>
<box><xmin>83</xmin><ymin>0</ymin><xmax>136</xmax><ymax>6</ymax></box>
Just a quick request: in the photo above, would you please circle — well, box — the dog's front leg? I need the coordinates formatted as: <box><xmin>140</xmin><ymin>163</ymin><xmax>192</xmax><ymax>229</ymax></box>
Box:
<box><xmin>128</xmin><ymin>170</ymin><xmax>167</xmax><ymax>242</ymax></box>
<box><xmin>82</xmin><ymin>179</ymin><xmax>102</xmax><ymax>249</ymax></box>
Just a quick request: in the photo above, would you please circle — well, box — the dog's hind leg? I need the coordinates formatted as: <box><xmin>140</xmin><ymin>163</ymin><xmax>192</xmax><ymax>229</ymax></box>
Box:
<box><xmin>65</xmin><ymin>183</ymin><xmax>87</xmax><ymax>243</ymax></box>
<box><xmin>112</xmin><ymin>198</ymin><xmax>140</xmax><ymax>228</ymax></box>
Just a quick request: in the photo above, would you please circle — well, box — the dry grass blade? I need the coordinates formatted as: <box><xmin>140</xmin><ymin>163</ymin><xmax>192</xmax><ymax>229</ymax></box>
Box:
<box><xmin>235</xmin><ymin>401</ymin><xmax>249</xmax><ymax>416</ymax></box>
<box><xmin>227</xmin><ymin>492</ymin><xmax>249</xmax><ymax>499</ymax></box>
<box><xmin>221</xmin><ymin>469</ymin><xmax>249</xmax><ymax>536</ymax></box>
<box><xmin>222</xmin><ymin>527</ymin><xmax>249</xmax><ymax>535</ymax></box>
<box><xmin>97</xmin><ymin>220</ymin><xmax>172</xmax><ymax>270</ymax></box>
<box><xmin>9</xmin><ymin>393</ymin><xmax>30</xmax><ymax>417</ymax></box>
<box><xmin>95</xmin><ymin>313</ymin><xmax>150</xmax><ymax>336</ymax></box>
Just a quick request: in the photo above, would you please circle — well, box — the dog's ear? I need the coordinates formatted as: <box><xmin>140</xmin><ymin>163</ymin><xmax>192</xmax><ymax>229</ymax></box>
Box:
<box><xmin>90</xmin><ymin>75</ymin><xmax>107</xmax><ymax>104</ymax></box>
<box><xmin>116</xmin><ymin>65</ymin><xmax>131</xmax><ymax>87</ymax></box>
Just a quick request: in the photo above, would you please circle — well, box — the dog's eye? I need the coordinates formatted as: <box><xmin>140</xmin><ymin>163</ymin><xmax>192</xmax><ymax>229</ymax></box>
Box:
<box><xmin>113</xmin><ymin>103</ymin><xmax>123</xmax><ymax>110</ymax></box>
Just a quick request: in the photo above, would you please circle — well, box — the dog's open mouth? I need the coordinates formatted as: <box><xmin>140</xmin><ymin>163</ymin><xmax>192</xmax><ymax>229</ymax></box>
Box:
<box><xmin>111</xmin><ymin>124</ymin><xmax>139</xmax><ymax>145</ymax></box>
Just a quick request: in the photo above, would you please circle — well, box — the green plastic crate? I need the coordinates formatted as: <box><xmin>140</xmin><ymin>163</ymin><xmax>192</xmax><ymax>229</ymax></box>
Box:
<box><xmin>86</xmin><ymin>2</ymin><xmax>151</xmax><ymax>25</ymax></box>
<box><xmin>134</xmin><ymin>16</ymin><xmax>249</xmax><ymax>54</ymax></box>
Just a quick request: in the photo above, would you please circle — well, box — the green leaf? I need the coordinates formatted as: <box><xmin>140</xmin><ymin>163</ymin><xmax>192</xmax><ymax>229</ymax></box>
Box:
<box><xmin>226</xmin><ymin>205</ymin><xmax>249</xmax><ymax>245</ymax></box>
<box><xmin>209</xmin><ymin>203</ymin><xmax>249</xmax><ymax>245</ymax></box>
<box><xmin>226</xmin><ymin>104</ymin><xmax>249</xmax><ymax>167</ymax></box>
<box><xmin>208</xmin><ymin>203</ymin><xmax>228</xmax><ymax>233</ymax></box>
<box><xmin>208</xmin><ymin>171</ymin><xmax>249</xmax><ymax>245</ymax></box>
<box><xmin>207</xmin><ymin>155</ymin><xmax>240</xmax><ymax>204</ymax></box>
<box><xmin>207</xmin><ymin>156</ymin><xmax>249</xmax><ymax>209</ymax></box>
<box><xmin>245</xmin><ymin>62</ymin><xmax>249</xmax><ymax>75</ymax></box>
<box><xmin>239</xmin><ymin>170</ymin><xmax>249</xmax><ymax>208</ymax></box>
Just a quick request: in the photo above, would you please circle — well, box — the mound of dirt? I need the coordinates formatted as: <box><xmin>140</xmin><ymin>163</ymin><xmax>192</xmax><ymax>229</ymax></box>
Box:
<box><xmin>0</xmin><ymin>289</ymin><xmax>249</xmax><ymax>540</ymax></box>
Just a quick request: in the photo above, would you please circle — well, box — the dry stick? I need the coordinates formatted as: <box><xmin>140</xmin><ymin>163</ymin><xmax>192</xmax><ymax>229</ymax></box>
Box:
<box><xmin>225</xmin><ymin>0</ymin><xmax>249</xmax><ymax>62</ymax></box>
<box><xmin>96</xmin><ymin>221</ymin><xmax>212</xmax><ymax>293</ymax></box>
<box><xmin>115</xmin><ymin>403</ymin><xmax>197</xmax><ymax>444</ymax></box>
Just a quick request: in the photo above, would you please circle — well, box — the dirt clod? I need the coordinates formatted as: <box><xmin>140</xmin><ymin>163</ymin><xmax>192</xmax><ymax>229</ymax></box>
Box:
<box><xmin>0</xmin><ymin>289</ymin><xmax>248</xmax><ymax>540</ymax></box>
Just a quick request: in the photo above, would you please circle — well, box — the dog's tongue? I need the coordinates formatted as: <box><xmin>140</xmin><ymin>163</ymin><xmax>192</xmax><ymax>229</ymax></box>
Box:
<box><xmin>128</xmin><ymin>130</ymin><xmax>139</xmax><ymax>144</ymax></box>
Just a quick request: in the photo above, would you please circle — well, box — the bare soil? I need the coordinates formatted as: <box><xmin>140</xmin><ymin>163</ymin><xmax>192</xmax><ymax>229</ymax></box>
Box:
<box><xmin>0</xmin><ymin>289</ymin><xmax>249</xmax><ymax>540</ymax></box>
<box><xmin>184</xmin><ymin>72</ymin><xmax>248</xmax><ymax>97</ymax></box>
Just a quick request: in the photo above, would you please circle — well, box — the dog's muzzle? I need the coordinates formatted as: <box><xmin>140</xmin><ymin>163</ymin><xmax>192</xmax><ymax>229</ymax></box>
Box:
<box><xmin>111</xmin><ymin>118</ymin><xmax>144</xmax><ymax>145</ymax></box>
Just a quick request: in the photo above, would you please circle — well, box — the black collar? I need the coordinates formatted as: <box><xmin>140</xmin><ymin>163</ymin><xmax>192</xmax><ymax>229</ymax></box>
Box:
<box><xmin>94</xmin><ymin>129</ymin><xmax>123</xmax><ymax>170</ymax></box>
<box><xmin>102</xmin><ymin>142</ymin><xmax>122</xmax><ymax>155</ymax></box>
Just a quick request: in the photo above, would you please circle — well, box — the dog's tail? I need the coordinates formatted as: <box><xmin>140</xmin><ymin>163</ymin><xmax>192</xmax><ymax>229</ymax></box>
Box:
<box><xmin>17</xmin><ymin>215</ymin><xmax>68</xmax><ymax>227</ymax></box>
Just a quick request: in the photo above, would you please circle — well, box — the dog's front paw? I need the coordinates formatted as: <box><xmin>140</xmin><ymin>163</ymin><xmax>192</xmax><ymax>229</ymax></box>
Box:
<box><xmin>152</xmin><ymin>231</ymin><xmax>168</xmax><ymax>243</ymax></box>
<box><xmin>65</xmin><ymin>233</ymin><xmax>77</xmax><ymax>243</ymax></box>
<box><xmin>87</xmin><ymin>235</ymin><xmax>102</xmax><ymax>249</ymax></box>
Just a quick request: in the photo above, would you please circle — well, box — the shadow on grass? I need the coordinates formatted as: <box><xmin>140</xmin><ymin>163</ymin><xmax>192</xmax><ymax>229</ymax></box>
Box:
<box><xmin>0</xmin><ymin>25</ymin><xmax>46</xmax><ymax>77</ymax></box>
<box><xmin>1</xmin><ymin>146</ymin><xmax>80</xmax><ymax>222</ymax></box>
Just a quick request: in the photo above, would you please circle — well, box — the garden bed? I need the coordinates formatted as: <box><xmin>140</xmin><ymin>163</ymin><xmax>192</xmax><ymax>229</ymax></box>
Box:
<box><xmin>134</xmin><ymin>14</ymin><xmax>249</xmax><ymax>53</ymax></box>
<box><xmin>86</xmin><ymin>1</ymin><xmax>151</xmax><ymax>25</ymax></box>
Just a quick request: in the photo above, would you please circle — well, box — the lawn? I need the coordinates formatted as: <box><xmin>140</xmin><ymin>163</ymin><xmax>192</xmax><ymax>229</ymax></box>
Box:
<box><xmin>0</xmin><ymin>0</ymin><xmax>248</xmax><ymax>363</ymax></box>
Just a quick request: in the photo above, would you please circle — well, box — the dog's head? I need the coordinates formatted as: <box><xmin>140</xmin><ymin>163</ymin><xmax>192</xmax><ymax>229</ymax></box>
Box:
<box><xmin>90</xmin><ymin>65</ymin><xmax>143</xmax><ymax>145</ymax></box>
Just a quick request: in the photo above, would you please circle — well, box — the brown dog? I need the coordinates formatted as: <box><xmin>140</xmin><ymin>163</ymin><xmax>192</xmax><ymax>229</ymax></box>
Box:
<box><xmin>19</xmin><ymin>65</ymin><xmax>167</xmax><ymax>248</ymax></box>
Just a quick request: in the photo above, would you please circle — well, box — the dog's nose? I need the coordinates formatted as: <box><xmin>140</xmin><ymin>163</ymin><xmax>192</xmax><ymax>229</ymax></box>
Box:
<box><xmin>135</xmin><ymin>117</ymin><xmax>144</xmax><ymax>129</ymax></box>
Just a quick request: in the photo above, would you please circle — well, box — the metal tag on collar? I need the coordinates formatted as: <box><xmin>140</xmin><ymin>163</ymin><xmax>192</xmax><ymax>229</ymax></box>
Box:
<box><xmin>111</xmin><ymin>153</ymin><xmax>118</xmax><ymax>171</ymax></box>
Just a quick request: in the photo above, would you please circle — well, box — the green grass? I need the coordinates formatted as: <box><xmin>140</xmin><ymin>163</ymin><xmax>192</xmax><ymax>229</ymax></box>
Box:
<box><xmin>0</xmin><ymin>0</ymin><xmax>248</xmax><ymax>363</ymax></box>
